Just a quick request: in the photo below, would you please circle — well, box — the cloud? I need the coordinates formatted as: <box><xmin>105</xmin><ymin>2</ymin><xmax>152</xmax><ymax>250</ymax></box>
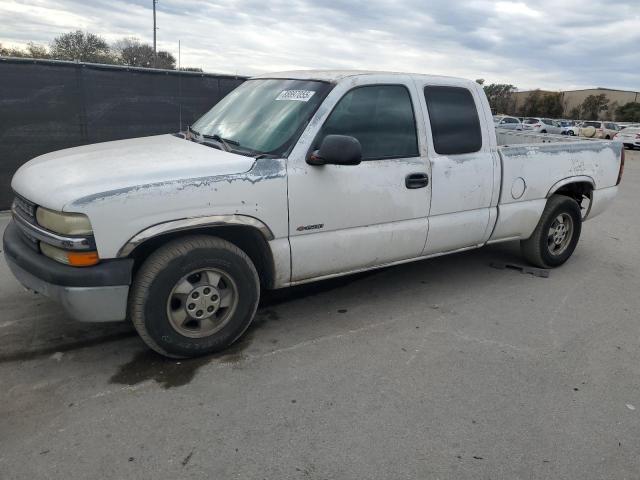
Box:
<box><xmin>0</xmin><ymin>0</ymin><xmax>638</xmax><ymax>91</ymax></box>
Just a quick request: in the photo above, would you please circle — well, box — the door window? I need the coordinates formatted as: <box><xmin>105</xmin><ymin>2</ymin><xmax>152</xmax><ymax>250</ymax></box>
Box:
<box><xmin>317</xmin><ymin>85</ymin><xmax>419</xmax><ymax>161</ymax></box>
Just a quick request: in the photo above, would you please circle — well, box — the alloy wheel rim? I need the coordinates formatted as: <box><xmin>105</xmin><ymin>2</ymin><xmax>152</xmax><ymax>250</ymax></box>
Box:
<box><xmin>166</xmin><ymin>268</ymin><xmax>238</xmax><ymax>338</ymax></box>
<box><xmin>547</xmin><ymin>213</ymin><xmax>574</xmax><ymax>256</ymax></box>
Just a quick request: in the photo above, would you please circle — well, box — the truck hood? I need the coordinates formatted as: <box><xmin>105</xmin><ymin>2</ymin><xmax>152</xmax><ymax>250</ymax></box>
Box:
<box><xmin>11</xmin><ymin>134</ymin><xmax>256</xmax><ymax>211</ymax></box>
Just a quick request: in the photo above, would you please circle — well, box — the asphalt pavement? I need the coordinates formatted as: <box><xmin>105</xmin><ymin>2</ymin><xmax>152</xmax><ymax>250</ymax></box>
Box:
<box><xmin>1</xmin><ymin>151</ymin><xmax>639</xmax><ymax>479</ymax></box>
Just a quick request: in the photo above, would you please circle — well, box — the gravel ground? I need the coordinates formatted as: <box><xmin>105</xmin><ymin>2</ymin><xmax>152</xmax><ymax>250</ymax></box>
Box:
<box><xmin>1</xmin><ymin>150</ymin><xmax>638</xmax><ymax>479</ymax></box>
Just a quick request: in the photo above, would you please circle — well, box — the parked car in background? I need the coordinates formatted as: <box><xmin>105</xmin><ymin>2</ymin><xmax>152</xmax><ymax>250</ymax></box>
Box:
<box><xmin>613</xmin><ymin>127</ymin><xmax>640</xmax><ymax>149</ymax></box>
<box><xmin>493</xmin><ymin>115</ymin><xmax>522</xmax><ymax>130</ymax></box>
<box><xmin>557</xmin><ymin>120</ymin><xmax>576</xmax><ymax>135</ymax></box>
<box><xmin>522</xmin><ymin>118</ymin><xmax>563</xmax><ymax>134</ymax></box>
<box><xmin>619</xmin><ymin>123</ymin><xmax>640</xmax><ymax>130</ymax></box>
<box><xmin>579</xmin><ymin>121</ymin><xmax>619</xmax><ymax>139</ymax></box>
<box><xmin>567</xmin><ymin>121</ymin><xmax>584</xmax><ymax>136</ymax></box>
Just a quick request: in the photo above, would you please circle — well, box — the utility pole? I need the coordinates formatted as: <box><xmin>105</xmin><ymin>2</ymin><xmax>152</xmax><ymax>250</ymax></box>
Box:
<box><xmin>153</xmin><ymin>0</ymin><xmax>158</xmax><ymax>67</ymax></box>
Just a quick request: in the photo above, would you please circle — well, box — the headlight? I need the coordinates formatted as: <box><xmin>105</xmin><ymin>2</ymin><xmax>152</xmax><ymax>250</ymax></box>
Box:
<box><xmin>36</xmin><ymin>207</ymin><xmax>93</xmax><ymax>235</ymax></box>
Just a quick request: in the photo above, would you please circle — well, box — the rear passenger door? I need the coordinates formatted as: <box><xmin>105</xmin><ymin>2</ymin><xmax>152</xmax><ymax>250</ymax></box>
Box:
<box><xmin>415</xmin><ymin>82</ymin><xmax>498</xmax><ymax>255</ymax></box>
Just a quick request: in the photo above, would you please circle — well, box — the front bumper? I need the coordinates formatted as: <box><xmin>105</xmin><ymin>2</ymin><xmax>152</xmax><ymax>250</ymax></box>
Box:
<box><xmin>3</xmin><ymin>221</ymin><xmax>134</xmax><ymax>322</ymax></box>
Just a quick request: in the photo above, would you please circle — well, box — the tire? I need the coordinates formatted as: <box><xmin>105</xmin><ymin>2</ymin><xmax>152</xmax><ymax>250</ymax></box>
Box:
<box><xmin>129</xmin><ymin>235</ymin><xmax>260</xmax><ymax>358</ymax></box>
<box><xmin>568</xmin><ymin>131</ymin><xmax>575</xmax><ymax>136</ymax></box>
<box><xmin>520</xmin><ymin>195</ymin><xmax>582</xmax><ymax>269</ymax></box>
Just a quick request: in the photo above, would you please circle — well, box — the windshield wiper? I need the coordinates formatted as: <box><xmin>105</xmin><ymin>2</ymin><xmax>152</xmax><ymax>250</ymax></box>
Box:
<box><xmin>187</xmin><ymin>126</ymin><xmax>239</xmax><ymax>152</ymax></box>
<box><xmin>201</xmin><ymin>133</ymin><xmax>239</xmax><ymax>152</ymax></box>
<box><xmin>202</xmin><ymin>133</ymin><xmax>239</xmax><ymax>146</ymax></box>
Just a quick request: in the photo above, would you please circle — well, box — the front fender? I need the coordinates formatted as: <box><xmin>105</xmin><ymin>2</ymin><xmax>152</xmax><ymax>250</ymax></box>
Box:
<box><xmin>117</xmin><ymin>214</ymin><xmax>275</xmax><ymax>257</ymax></box>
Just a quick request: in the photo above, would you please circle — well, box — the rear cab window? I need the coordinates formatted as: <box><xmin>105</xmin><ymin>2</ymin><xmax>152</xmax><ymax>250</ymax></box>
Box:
<box><xmin>423</xmin><ymin>86</ymin><xmax>482</xmax><ymax>155</ymax></box>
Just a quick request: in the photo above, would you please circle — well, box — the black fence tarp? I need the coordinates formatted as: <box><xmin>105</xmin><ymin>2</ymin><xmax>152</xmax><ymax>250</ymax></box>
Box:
<box><xmin>0</xmin><ymin>57</ymin><xmax>246</xmax><ymax>210</ymax></box>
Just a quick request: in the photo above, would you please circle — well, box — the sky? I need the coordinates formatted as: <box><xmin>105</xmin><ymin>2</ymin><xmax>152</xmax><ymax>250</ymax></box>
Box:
<box><xmin>1</xmin><ymin>0</ymin><xmax>639</xmax><ymax>91</ymax></box>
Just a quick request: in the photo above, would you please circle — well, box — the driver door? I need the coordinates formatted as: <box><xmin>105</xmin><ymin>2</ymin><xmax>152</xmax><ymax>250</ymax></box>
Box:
<box><xmin>286</xmin><ymin>76</ymin><xmax>431</xmax><ymax>282</ymax></box>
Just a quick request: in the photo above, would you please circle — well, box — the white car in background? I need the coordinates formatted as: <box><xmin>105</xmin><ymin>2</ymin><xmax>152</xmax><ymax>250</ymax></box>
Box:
<box><xmin>613</xmin><ymin>127</ymin><xmax>640</xmax><ymax>149</ymax></box>
<box><xmin>493</xmin><ymin>115</ymin><xmax>522</xmax><ymax>130</ymax></box>
<box><xmin>557</xmin><ymin>120</ymin><xmax>577</xmax><ymax>135</ymax></box>
<box><xmin>579</xmin><ymin>121</ymin><xmax>620</xmax><ymax>139</ymax></box>
<box><xmin>522</xmin><ymin>117</ymin><xmax>563</xmax><ymax>134</ymax></box>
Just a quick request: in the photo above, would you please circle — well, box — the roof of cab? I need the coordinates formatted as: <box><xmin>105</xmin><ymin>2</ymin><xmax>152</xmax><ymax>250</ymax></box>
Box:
<box><xmin>251</xmin><ymin>69</ymin><xmax>469</xmax><ymax>84</ymax></box>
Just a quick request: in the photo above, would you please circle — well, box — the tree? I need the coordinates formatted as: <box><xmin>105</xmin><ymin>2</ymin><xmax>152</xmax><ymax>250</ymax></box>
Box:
<box><xmin>114</xmin><ymin>37</ymin><xmax>176</xmax><ymax>69</ymax></box>
<box><xmin>539</xmin><ymin>92</ymin><xmax>564</xmax><ymax>118</ymax></box>
<box><xmin>115</xmin><ymin>37</ymin><xmax>155</xmax><ymax>67</ymax></box>
<box><xmin>568</xmin><ymin>106</ymin><xmax>581</xmax><ymax>119</ymax></box>
<box><xmin>615</xmin><ymin>102</ymin><xmax>640</xmax><ymax>122</ymax></box>
<box><xmin>25</xmin><ymin>42</ymin><xmax>49</xmax><ymax>59</ymax></box>
<box><xmin>579</xmin><ymin>94</ymin><xmax>609</xmax><ymax>121</ymax></box>
<box><xmin>50</xmin><ymin>30</ymin><xmax>114</xmax><ymax>63</ymax></box>
<box><xmin>0</xmin><ymin>41</ymin><xmax>48</xmax><ymax>58</ymax></box>
<box><xmin>483</xmin><ymin>83</ymin><xmax>517</xmax><ymax>114</ymax></box>
<box><xmin>519</xmin><ymin>89</ymin><xmax>543</xmax><ymax>117</ymax></box>
<box><xmin>156</xmin><ymin>51</ymin><xmax>176</xmax><ymax>70</ymax></box>
<box><xmin>607</xmin><ymin>101</ymin><xmax>619</xmax><ymax>121</ymax></box>
<box><xmin>517</xmin><ymin>90</ymin><xmax>566</xmax><ymax>117</ymax></box>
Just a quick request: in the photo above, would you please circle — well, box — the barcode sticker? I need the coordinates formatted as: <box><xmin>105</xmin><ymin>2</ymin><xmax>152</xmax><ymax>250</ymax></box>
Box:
<box><xmin>275</xmin><ymin>90</ymin><xmax>316</xmax><ymax>102</ymax></box>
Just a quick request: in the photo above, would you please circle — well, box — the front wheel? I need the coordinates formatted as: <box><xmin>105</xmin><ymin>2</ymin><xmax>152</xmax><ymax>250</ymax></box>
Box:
<box><xmin>129</xmin><ymin>235</ymin><xmax>260</xmax><ymax>358</ymax></box>
<box><xmin>520</xmin><ymin>195</ymin><xmax>582</xmax><ymax>268</ymax></box>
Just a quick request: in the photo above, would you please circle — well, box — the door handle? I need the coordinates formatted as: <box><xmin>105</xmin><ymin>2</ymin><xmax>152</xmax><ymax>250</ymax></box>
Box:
<box><xmin>405</xmin><ymin>172</ymin><xmax>429</xmax><ymax>189</ymax></box>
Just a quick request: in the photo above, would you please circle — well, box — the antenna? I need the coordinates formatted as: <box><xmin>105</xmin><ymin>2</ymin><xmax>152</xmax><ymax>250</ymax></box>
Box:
<box><xmin>178</xmin><ymin>39</ymin><xmax>182</xmax><ymax>132</ymax></box>
<box><xmin>153</xmin><ymin>0</ymin><xmax>158</xmax><ymax>67</ymax></box>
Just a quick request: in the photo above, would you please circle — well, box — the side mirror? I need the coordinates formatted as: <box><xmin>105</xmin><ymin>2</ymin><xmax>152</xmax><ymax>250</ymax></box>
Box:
<box><xmin>308</xmin><ymin>135</ymin><xmax>362</xmax><ymax>166</ymax></box>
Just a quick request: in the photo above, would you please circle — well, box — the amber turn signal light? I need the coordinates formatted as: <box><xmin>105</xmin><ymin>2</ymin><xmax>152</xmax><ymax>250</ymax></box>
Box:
<box><xmin>67</xmin><ymin>251</ymin><xmax>100</xmax><ymax>267</ymax></box>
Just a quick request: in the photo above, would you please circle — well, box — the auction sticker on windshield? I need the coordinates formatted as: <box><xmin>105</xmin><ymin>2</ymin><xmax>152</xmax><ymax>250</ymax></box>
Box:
<box><xmin>275</xmin><ymin>90</ymin><xmax>316</xmax><ymax>102</ymax></box>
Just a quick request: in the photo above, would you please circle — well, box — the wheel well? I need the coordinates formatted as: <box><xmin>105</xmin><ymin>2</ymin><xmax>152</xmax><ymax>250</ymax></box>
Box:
<box><xmin>128</xmin><ymin>226</ymin><xmax>276</xmax><ymax>289</ymax></box>
<box><xmin>552</xmin><ymin>181</ymin><xmax>593</xmax><ymax>209</ymax></box>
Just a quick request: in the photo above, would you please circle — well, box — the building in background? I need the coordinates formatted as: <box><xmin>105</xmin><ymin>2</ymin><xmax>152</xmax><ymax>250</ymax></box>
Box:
<box><xmin>513</xmin><ymin>88</ymin><xmax>640</xmax><ymax>120</ymax></box>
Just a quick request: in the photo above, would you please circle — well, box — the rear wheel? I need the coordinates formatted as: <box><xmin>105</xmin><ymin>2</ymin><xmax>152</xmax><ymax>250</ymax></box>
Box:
<box><xmin>129</xmin><ymin>236</ymin><xmax>260</xmax><ymax>358</ymax></box>
<box><xmin>521</xmin><ymin>195</ymin><xmax>582</xmax><ymax>268</ymax></box>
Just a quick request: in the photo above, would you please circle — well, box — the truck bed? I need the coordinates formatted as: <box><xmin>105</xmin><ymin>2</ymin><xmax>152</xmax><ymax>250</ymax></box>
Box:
<box><xmin>495</xmin><ymin>129</ymin><xmax>600</xmax><ymax>146</ymax></box>
<box><xmin>496</xmin><ymin>130</ymin><xmax>622</xmax><ymax>205</ymax></box>
<box><xmin>487</xmin><ymin>130</ymin><xmax>623</xmax><ymax>242</ymax></box>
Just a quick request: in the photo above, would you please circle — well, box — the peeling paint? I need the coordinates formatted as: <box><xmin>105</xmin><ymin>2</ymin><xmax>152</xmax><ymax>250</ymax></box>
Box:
<box><xmin>71</xmin><ymin>157</ymin><xmax>286</xmax><ymax>207</ymax></box>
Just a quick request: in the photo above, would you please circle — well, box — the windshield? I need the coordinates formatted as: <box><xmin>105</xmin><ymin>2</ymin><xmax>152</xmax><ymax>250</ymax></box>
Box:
<box><xmin>191</xmin><ymin>79</ymin><xmax>332</xmax><ymax>157</ymax></box>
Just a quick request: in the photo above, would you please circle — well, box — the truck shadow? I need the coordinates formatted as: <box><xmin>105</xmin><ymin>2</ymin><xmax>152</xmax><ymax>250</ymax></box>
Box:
<box><xmin>1</xmin><ymin>241</ymin><xmax>525</xmax><ymax>371</ymax></box>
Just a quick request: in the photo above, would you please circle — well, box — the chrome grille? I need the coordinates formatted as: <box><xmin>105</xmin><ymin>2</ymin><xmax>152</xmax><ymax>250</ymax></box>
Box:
<box><xmin>12</xmin><ymin>194</ymin><xmax>40</xmax><ymax>252</ymax></box>
<box><xmin>13</xmin><ymin>194</ymin><xmax>36</xmax><ymax>222</ymax></box>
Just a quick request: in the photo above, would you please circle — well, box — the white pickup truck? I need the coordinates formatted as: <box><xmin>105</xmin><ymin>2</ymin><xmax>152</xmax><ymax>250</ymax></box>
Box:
<box><xmin>4</xmin><ymin>71</ymin><xmax>624</xmax><ymax>358</ymax></box>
